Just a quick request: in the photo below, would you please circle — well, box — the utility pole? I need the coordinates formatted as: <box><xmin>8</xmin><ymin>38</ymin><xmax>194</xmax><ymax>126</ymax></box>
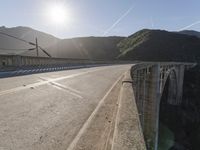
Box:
<box><xmin>0</xmin><ymin>32</ymin><xmax>51</xmax><ymax>57</ymax></box>
<box><xmin>36</xmin><ymin>38</ymin><xmax>39</xmax><ymax>57</ymax></box>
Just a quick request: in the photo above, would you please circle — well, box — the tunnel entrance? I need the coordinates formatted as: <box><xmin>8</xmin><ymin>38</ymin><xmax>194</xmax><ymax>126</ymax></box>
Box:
<box><xmin>158</xmin><ymin>72</ymin><xmax>182</xmax><ymax>150</ymax></box>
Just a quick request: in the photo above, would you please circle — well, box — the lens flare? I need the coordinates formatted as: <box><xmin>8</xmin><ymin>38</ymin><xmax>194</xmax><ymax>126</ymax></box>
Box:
<box><xmin>46</xmin><ymin>3</ymin><xmax>71</xmax><ymax>25</ymax></box>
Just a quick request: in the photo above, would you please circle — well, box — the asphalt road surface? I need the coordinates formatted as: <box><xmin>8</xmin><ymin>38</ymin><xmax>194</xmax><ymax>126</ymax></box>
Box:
<box><xmin>0</xmin><ymin>65</ymin><xmax>131</xmax><ymax>150</ymax></box>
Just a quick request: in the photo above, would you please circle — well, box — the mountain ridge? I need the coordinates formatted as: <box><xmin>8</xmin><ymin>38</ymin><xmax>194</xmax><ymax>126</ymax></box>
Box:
<box><xmin>118</xmin><ymin>29</ymin><xmax>200</xmax><ymax>62</ymax></box>
<box><xmin>0</xmin><ymin>26</ymin><xmax>124</xmax><ymax>59</ymax></box>
<box><xmin>179</xmin><ymin>30</ymin><xmax>200</xmax><ymax>38</ymax></box>
<box><xmin>1</xmin><ymin>26</ymin><xmax>200</xmax><ymax>62</ymax></box>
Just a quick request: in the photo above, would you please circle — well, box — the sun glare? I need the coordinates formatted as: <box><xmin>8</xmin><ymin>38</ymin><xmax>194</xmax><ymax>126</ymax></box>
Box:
<box><xmin>46</xmin><ymin>3</ymin><xmax>70</xmax><ymax>25</ymax></box>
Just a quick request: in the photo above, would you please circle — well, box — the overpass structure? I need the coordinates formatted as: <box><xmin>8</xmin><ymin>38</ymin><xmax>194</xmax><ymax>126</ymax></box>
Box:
<box><xmin>130</xmin><ymin>62</ymin><xmax>195</xmax><ymax>150</ymax></box>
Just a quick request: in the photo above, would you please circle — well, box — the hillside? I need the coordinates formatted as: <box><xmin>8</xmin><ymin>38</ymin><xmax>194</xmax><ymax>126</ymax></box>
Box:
<box><xmin>179</xmin><ymin>30</ymin><xmax>200</xmax><ymax>38</ymax></box>
<box><xmin>0</xmin><ymin>26</ymin><xmax>59</xmax><ymax>56</ymax></box>
<box><xmin>48</xmin><ymin>36</ymin><xmax>124</xmax><ymax>59</ymax></box>
<box><xmin>118</xmin><ymin>29</ymin><xmax>200</xmax><ymax>62</ymax></box>
<box><xmin>1</xmin><ymin>26</ymin><xmax>200</xmax><ymax>62</ymax></box>
<box><xmin>0</xmin><ymin>26</ymin><xmax>124</xmax><ymax>59</ymax></box>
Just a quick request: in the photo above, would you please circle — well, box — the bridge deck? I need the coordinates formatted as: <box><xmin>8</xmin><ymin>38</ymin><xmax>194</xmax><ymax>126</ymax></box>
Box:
<box><xmin>0</xmin><ymin>65</ymin><xmax>146</xmax><ymax>150</ymax></box>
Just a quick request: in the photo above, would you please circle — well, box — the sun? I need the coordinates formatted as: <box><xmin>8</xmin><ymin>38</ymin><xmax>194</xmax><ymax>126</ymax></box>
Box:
<box><xmin>46</xmin><ymin>3</ymin><xmax>70</xmax><ymax>25</ymax></box>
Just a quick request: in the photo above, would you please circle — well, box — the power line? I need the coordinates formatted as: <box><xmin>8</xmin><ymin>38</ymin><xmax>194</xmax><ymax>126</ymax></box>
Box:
<box><xmin>0</xmin><ymin>31</ymin><xmax>32</xmax><ymax>45</ymax></box>
<box><xmin>39</xmin><ymin>46</ymin><xmax>52</xmax><ymax>57</ymax></box>
<box><xmin>0</xmin><ymin>47</ymin><xmax>35</xmax><ymax>51</ymax></box>
<box><xmin>0</xmin><ymin>32</ymin><xmax>51</xmax><ymax>57</ymax></box>
<box><xmin>0</xmin><ymin>47</ymin><xmax>36</xmax><ymax>55</ymax></box>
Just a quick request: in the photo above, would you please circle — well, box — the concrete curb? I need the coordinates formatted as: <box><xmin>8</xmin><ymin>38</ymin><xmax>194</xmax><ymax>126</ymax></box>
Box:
<box><xmin>111</xmin><ymin>71</ymin><xmax>147</xmax><ymax>150</ymax></box>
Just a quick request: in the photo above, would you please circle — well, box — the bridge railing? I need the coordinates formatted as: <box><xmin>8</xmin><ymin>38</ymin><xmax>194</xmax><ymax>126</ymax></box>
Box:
<box><xmin>0</xmin><ymin>55</ymin><xmax>133</xmax><ymax>70</ymax></box>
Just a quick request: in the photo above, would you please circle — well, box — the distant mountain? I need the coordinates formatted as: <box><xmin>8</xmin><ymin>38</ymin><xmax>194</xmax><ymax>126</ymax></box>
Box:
<box><xmin>48</xmin><ymin>36</ymin><xmax>124</xmax><ymax>60</ymax></box>
<box><xmin>179</xmin><ymin>30</ymin><xmax>200</xmax><ymax>38</ymax></box>
<box><xmin>118</xmin><ymin>29</ymin><xmax>200</xmax><ymax>62</ymax></box>
<box><xmin>0</xmin><ymin>26</ymin><xmax>124</xmax><ymax>59</ymax></box>
<box><xmin>0</xmin><ymin>26</ymin><xmax>59</xmax><ymax>56</ymax></box>
<box><xmin>2</xmin><ymin>26</ymin><xmax>200</xmax><ymax>62</ymax></box>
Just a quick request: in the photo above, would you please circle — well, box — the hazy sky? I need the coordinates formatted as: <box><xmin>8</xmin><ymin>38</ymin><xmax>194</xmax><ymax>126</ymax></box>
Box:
<box><xmin>1</xmin><ymin>0</ymin><xmax>200</xmax><ymax>38</ymax></box>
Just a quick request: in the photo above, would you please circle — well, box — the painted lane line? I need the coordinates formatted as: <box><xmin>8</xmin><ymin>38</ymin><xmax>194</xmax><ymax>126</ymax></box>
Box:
<box><xmin>111</xmin><ymin>80</ymin><xmax>123</xmax><ymax>150</ymax></box>
<box><xmin>49</xmin><ymin>83</ymin><xmax>64</xmax><ymax>91</ymax></box>
<box><xmin>0</xmin><ymin>67</ymin><xmax>105</xmax><ymax>97</ymax></box>
<box><xmin>49</xmin><ymin>82</ymin><xmax>83</xmax><ymax>99</ymax></box>
<box><xmin>51</xmin><ymin>83</ymin><xmax>83</xmax><ymax>99</ymax></box>
<box><xmin>66</xmin><ymin>72</ymin><xmax>125</xmax><ymax>150</ymax></box>
<box><xmin>39</xmin><ymin>77</ymin><xmax>83</xmax><ymax>99</ymax></box>
<box><xmin>111</xmin><ymin>71</ymin><xmax>129</xmax><ymax>150</ymax></box>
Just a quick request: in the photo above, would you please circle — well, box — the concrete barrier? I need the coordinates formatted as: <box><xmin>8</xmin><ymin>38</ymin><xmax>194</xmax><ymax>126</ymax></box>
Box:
<box><xmin>0</xmin><ymin>55</ymin><xmax>133</xmax><ymax>70</ymax></box>
<box><xmin>112</xmin><ymin>71</ymin><xmax>146</xmax><ymax>150</ymax></box>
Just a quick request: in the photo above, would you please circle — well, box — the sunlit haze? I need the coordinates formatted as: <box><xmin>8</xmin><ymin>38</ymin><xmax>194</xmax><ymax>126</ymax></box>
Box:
<box><xmin>45</xmin><ymin>2</ymin><xmax>71</xmax><ymax>26</ymax></box>
<box><xmin>0</xmin><ymin>0</ymin><xmax>200</xmax><ymax>38</ymax></box>
<box><xmin>1</xmin><ymin>1</ymin><xmax>200</xmax><ymax>150</ymax></box>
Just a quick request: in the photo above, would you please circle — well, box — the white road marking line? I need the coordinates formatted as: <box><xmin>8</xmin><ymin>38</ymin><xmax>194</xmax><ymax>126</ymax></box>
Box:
<box><xmin>66</xmin><ymin>73</ymin><xmax>124</xmax><ymax>150</ymax></box>
<box><xmin>0</xmin><ymin>67</ymin><xmax>105</xmax><ymax>97</ymax></box>
<box><xmin>39</xmin><ymin>77</ymin><xmax>83</xmax><ymax>99</ymax></box>
<box><xmin>54</xmin><ymin>82</ymin><xmax>83</xmax><ymax>96</ymax></box>
<box><xmin>111</xmin><ymin>71</ymin><xmax>129</xmax><ymax>150</ymax></box>
<box><xmin>49</xmin><ymin>82</ymin><xmax>64</xmax><ymax>91</ymax></box>
<box><xmin>50</xmin><ymin>82</ymin><xmax>83</xmax><ymax>99</ymax></box>
<box><xmin>102</xmin><ymin>91</ymin><xmax>120</xmax><ymax>150</ymax></box>
<box><xmin>111</xmin><ymin>80</ymin><xmax>123</xmax><ymax>150</ymax></box>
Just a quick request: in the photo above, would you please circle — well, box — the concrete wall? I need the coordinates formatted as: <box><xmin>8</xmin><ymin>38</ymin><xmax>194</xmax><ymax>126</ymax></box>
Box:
<box><xmin>0</xmin><ymin>55</ymin><xmax>95</xmax><ymax>68</ymax></box>
<box><xmin>0</xmin><ymin>55</ymin><xmax>132</xmax><ymax>70</ymax></box>
<box><xmin>112</xmin><ymin>72</ymin><xmax>146</xmax><ymax>150</ymax></box>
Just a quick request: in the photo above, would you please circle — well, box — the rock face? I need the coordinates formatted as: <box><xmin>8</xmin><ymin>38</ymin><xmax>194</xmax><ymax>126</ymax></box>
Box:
<box><xmin>158</xmin><ymin>65</ymin><xmax>200</xmax><ymax>150</ymax></box>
